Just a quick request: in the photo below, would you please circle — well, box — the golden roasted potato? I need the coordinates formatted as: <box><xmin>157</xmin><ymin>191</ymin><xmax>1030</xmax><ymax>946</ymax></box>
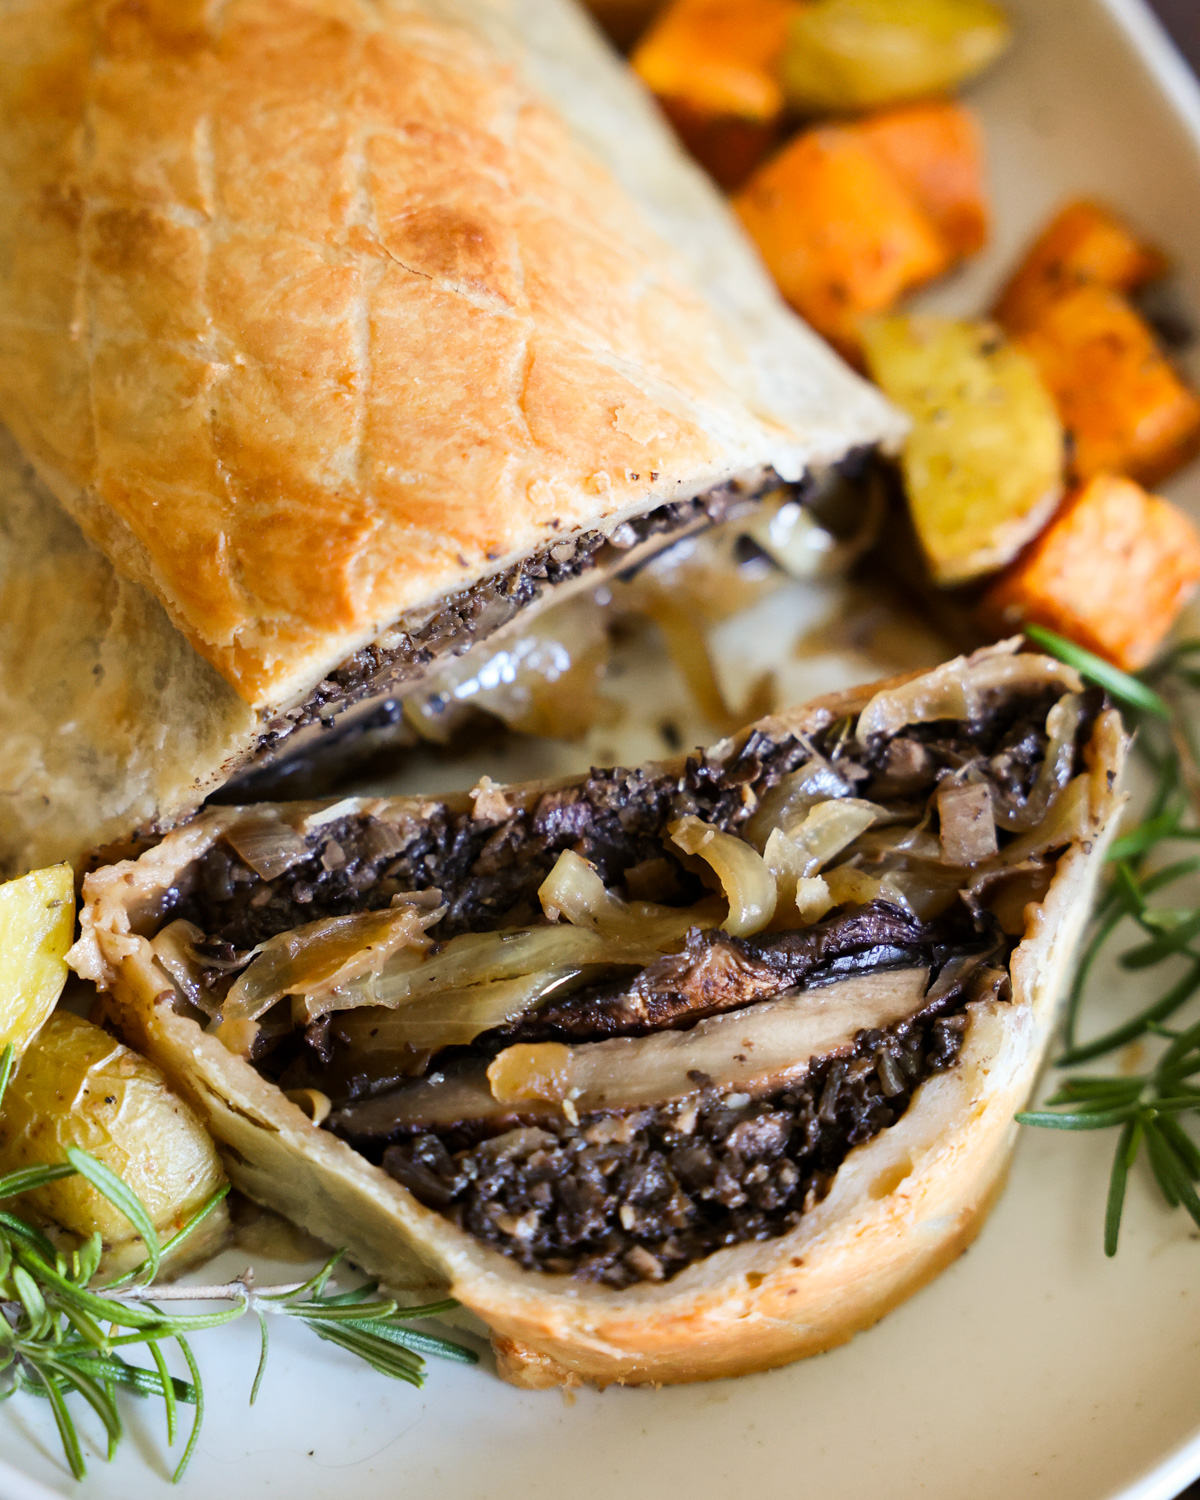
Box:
<box><xmin>0</xmin><ymin>863</ymin><xmax>74</xmax><ymax>1054</ymax></box>
<box><xmin>780</xmin><ymin>0</ymin><xmax>1012</xmax><ymax>114</ymax></box>
<box><xmin>0</xmin><ymin>1011</ymin><xmax>227</xmax><ymax>1269</ymax></box>
<box><xmin>862</xmin><ymin>314</ymin><xmax>1063</xmax><ymax>585</ymax></box>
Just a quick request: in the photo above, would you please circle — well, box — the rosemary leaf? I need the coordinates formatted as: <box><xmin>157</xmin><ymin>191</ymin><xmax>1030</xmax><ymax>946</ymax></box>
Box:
<box><xmin>1024</xmin><ymin>626</ymin><xmax>1172</xmax><ymax>719</ymax></box>
<box><xmin>35</xmin><ymin>1364</ymin><xmax>87</xmax><ymax>1480</ymax></box>
<box><xmin>334</xmin><ymin>1319</ymin><xmax>480</xmax><ymax>1365</ymax></box>
<box><xmin>66</xmin><ymin>1150</ymin><xmax>162</xmax><ymax>1282</ymax></box>
<box><xmin>0</xmin><ymin>1044</ymin><xmax>14</xmax><ymax>1110</ymax></box>
<box><xmin>1157</xmin><ymin>1115</ymin><xmax>1200</xmax><ymax>1177</ymax></box>
<box><xmin>1015</xmin><ymin>1105</ymin><xmax>1138</xmax><ymax>1130</ymax></box>
<box><xmin>0</xmin><ymin>1160</ymin><xmax>471</xmax><ymax>1483</ymax></box>
<box><xmin>249</xmin><ymin>1315</ymin><xmax>269</xmax><ymax>1407</ymax></box>
<box><xmin>1121</xmin><ymin>909</ymin><xmax>1200</xmax><ymax>968</ymax></box>
<box><xmin>1105</xmin><ymin>1119</ymin><xmax>1141</xmax><ymax>1257</ymax></box>
<box><xmin>172</xmin><ymin>1336</ymin><xmax>204</xmax><ymax>1483</ymax></box>
<box><xmin>1147</xmin><ymin>1123</ymin><xmax>1200</xmax><ymax>1229</ymax></box>
<box><xmin>1144</xmin><ymin>1121</ymin><xmax>1183</xmax><ymax>1207</ymax></box>
<box><xmin>0</xmin><ymin>1163</ymin><xmax>78</xmax><ymax>1198</ymax></box>
<box><xmin>1058</xmin><ymin>961</ymin><xmax>1200</xmax><ymax>1066</ymax></box>
<box><xmin>147</xmin><ymin>1339</ymin><xmax>178</xmax><ymax>1443</ymax></box>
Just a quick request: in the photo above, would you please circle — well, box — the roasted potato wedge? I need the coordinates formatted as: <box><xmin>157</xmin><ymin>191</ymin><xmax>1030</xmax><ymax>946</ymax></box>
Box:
<box><xmin>862</xmin><ymin>314</ymin><xmax>1063</xmax><ymax>585</ymax></box>
<box><xmin>780</xmin><ymin>0</ymin><xmax>1012</xmax><ymax>115</ymax></box>
<box><xmin>983</xmin><ymin>474</ymin><xmax>1200</xmax><ymax>671</ymax></box>
<box><xmin>0</xmin><ymin>863</ymin><xmax>74</xmax><ymax>1054</ymax></box>
<box><xmin>0</xmin><ymin>1011</ymin><xmax>227</xmax><ymax>1270</ymax></box>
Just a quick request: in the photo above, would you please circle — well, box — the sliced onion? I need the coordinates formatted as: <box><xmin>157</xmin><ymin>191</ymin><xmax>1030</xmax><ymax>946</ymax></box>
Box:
<box><xmin>330</xmin><ymin>971</ymin><xmax>595</xmax><ymax>1059</ymax></box>
<box><xmin>223</xmin><ymin>895</ymin><xmax>445</xmax><ymax>1025</ymax></box>
<box><xmin>744</xmin><ymin>498</ymin><xmax>838</xmax><ymax>580</ymax></box>
<box><xmin>991</xmin><ymin>773</ymin><xmax>1092</xmax><ymax>867</ymax></box>
<box><xmin>488</xmin><ymin>1043</ymin><xmax>574</xmax><ymax>1106</ymax></box>
<box><xmin>795</xmin><ymin>876</ymin><xmax>835</xmax><ymax>924</ymax></box>
<box><xmin>334</xmin><ymin>968</ymin><xmax>934</xmax><ymax>1135</ymax></box>
<box><xmin>538</xmin><ymin>850</ymin><xmax>715</xmax><ymax>946</ymax></box>
<box><xmin>286</xmin><ymin>1088</ymin><xmax>332</xmax><ymax>1126</ymax></box>
<box><xmin>327</xmin><ymin>921</ymin><xmax>676</xmax><ymax>1015</ymax></box>
<box><xmin>668</xmin><ymin>816</ymin><xmax>776</xmax><ymax>937</ymax></box>
<box><xmin>876</xmin><ymin>866</ymin><xmax>963</xmax><ymax>921</ymax></box>
<box><xmin>988</xmin><ymin>692</ymin><xmax>1084</xmax><ymax>832</ymax></box>
<box><xmin>741</xmin><ymin>479</ymin><xmax>884</xmax><ymax>582</ymax></box>
<box><xmin>855</xmin><ymin>651</ymin><xmax>1080</xmax><ymax>745</ymax></box>
<box><xmin>305</xmin><ymin>858</ymin><xmax>719</xmax><ymax>1050</ymax></box>
<box><xmin>823</xmin><ymin>864</ymin><xmax>894</xmax><ymax>910</ymax></box>
<box><xmin>403</xmin><ymin>594</ymin><xmax>612</xmax><ymax>744</ymax></box>
<box><xmin>783</xmin><ymin>798</ymin><xmax>880</xmax><ymax>870</ymax></box>
<box><xmin>763</xmin><ymin>799</ymin><xmax>879</xmax><ymax>919</ymax></box>
<box><xmin>743</xmin><ymin>760</ymin><xmax>859</xmax><ymax>850</ymax></box>
<box><xmin>330</xmin><ymin>962</ymin><xmax>943</xmax><ymax>1136</ymax></box>
<box><xmin>151</xmin><ymin>919</ymin><xmax>208</xmax><ymax>1010</ymax></box>
<box><xmin>822</xmin><ymin>864</ymin><xmax>880</xmax><ymax>908</ymax></box>
<box><xmin>224</xmin><ymin>812</ymin><xmax>313</xmax><ymax>880</ymax></box>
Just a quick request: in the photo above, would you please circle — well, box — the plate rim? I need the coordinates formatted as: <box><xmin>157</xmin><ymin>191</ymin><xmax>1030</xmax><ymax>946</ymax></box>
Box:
<box><xmin>6</xmin><ymin>4</ymin><xmax>1200</xmax><ymax>1500</ymax></box>
<box><xmin>1079</xmin><ymin>7</ymin><xmax>1200</xmax><ymax>1494</ymax></box>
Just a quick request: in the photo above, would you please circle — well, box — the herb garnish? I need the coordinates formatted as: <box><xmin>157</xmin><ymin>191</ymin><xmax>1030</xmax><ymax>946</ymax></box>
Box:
<box><xmin>1017</xmin><ymin>626</ymin><xmax>1200</xmax><ymax>1255</ymax></box>
<box><xmin>0</xmin><ymin>1044</ymin><xmax>476</xmax><ymax>1482</ymax></box>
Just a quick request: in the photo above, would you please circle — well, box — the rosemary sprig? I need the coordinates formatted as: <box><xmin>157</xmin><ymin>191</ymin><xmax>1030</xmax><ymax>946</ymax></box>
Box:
<box><xmin>1016</xmin><ymin>627</ymin><xmax>1200</xmax><ymax>1254</ymax></box>
<box><xmin>0</xmin><ymin>1044</ymin><xmax>476</xmax><ymax>1481</ymax></box>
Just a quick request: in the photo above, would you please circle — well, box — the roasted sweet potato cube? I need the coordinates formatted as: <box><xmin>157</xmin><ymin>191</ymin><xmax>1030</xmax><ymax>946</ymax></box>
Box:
<box><xmin>657</xmin><ymin>100</ymin><xmax>780</xmax><ymax>191</ymax></box>
<box><xmin>982</xmin><ymin>474</ymin><xmax>1200</xmax><ymax>671</ymax></box>
<box><xmin>632</xmin><ymin>0</ymin><xmax>798</xmax><ymax>123</ymax></box>
<box><xmin>995</xmin><ymin>200</ymin><xmax>1168</xmax><ymax>333</ymax></box>
<box><xmin>1015</xmin><ymin>284</ymin><xmax>1200</xmax><ymax>485</ymax></box>
<box><xmin>733</xmin><ymin>125</ymin><xmax>950</xmax><ymax>355</ymax></box>
<box><xmin>855</xmin><ymin>100</ymin><xmax>988</xmax><ymax>260</ymax></box>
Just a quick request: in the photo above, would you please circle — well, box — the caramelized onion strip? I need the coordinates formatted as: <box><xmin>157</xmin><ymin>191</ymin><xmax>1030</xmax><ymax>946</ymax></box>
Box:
<box><xmin>538</xmin><ymin>850</ymin><xmax>714</xmax><ymax>946</ymax></box>
<box><xmin>223</xmin><ymin>895</ymin><xmax>445</xmax><ymax>1025</ymax></box>
<box><xmin>855</xmin><ymin>652</ymin><xmax>1079</xmax><ymax>744</ymax></box>
<box><xmin>669</xmin><ymin>816</ymin><xmax>776</xmax><ymax>937</ymax></box>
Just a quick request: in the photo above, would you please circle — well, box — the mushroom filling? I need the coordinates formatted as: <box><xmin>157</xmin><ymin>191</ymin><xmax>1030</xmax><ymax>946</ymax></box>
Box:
<box><xmin>247</xmin><ymin>476</ymin><xmax>773</xmax><ymax>769</ymax></box>
<box><xmin>158</xmin><ymin>662</ymin><xmax>1102</xmax><ymax>1286</ymax></box>
<box><xmin>382</xmin><ymin>997</ymin><xmax>976</xmax><ymax>1288</ymax></box>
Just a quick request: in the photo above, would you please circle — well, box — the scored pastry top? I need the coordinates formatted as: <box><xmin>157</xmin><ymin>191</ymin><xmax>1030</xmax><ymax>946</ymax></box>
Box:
<box><xmin>0</xmin><ymin>0</ymin><xmax>900</xmax><ymax>710</ymax></box>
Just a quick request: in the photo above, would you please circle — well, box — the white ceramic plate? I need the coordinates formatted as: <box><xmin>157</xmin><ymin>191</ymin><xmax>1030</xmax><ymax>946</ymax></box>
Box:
<box><xmin>7</xmin><ymin>0</ymin><xmax>1200</xmax><ymax>1496</ymax></box>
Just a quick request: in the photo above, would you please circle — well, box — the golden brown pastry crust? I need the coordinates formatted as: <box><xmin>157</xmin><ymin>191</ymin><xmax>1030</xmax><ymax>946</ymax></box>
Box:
<box><xmin>0</xmin><ymin>425</ymin><xmax>256</xmax><ymax>877</ymax></box>
<box><xmin>0</xmin><ymin>0</ymin><xmax>901</xmax><ymax>710</ymax></box>
<box><xmin>72</xmin><ymin>646</ymin><xmax>1127</xmax><ymax>1386</ymax></box>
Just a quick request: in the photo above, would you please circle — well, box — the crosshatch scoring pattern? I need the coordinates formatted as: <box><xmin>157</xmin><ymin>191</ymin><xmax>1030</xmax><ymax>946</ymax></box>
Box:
<box><xmin>0</xmin><ymin>0</ymin><xmax>795</xmax><ymax>707</ymax></box>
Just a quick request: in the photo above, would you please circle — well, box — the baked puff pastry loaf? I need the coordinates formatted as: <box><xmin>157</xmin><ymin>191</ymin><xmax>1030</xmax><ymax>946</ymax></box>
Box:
<box><xmin>0</xmin><ymin>0</ymin><xmax>901</xmax><ymax>870</ymax></box>
<box><xmin>72</xmin><ymin>643</ymin><xmax>1126</xmax><ymax>1386</ymax></box>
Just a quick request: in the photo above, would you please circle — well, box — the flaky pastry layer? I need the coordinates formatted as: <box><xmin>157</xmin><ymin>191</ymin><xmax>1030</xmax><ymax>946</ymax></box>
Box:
<box><xmin>0</xmin><ymin>0</ymin><xmax>901</xmax><ymax>709</ymax></box>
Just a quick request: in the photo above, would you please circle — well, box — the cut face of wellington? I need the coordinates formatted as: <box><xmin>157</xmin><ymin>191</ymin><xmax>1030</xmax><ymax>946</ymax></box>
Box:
<box><xmin>71</xmin><ymin>645</ymin><xmax>1127</xmax><ymax>1384</ymax></box>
